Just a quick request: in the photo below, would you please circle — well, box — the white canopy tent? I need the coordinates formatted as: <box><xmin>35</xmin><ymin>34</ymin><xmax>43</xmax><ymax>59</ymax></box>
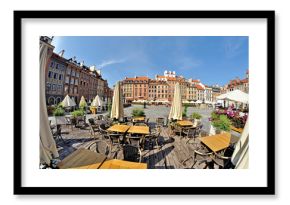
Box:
<box><xmin>195</xmin><ymin>100</ymin><xmax>203</xmax><ymax>104</ymax></box>
<box><xmin>217</xmin><ymin>90</ymin><xmax>249</xmax><ymax>104</ymax></box>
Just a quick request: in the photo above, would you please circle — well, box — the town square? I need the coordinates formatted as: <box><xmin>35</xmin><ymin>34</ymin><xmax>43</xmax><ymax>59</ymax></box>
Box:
<box><xmin>40</xmin><ymin>36</ymin><xmax>249</xmax><ymax>169</ymax></box>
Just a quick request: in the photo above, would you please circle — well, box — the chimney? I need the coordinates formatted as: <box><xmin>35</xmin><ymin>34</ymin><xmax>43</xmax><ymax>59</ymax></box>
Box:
<box><xmin>80</xmin><ymin>60</ymin><xmax>84</xmax><ymax>67</ymax></box>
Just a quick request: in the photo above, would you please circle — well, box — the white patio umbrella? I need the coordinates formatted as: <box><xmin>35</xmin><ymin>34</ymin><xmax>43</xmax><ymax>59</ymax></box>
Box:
<box><xmin>168</xmin><ymin>82</ymin><xmax>183</xmax><ymax>120</ymax></box>
<box><xmin>217</xmin><ymin>90</ymin><xmax>249</xmax><ymax>104</ymax></box>
<box><xmin>91</xmin><ymin>95</ymin><xmax>104</xmax><ymax>107</ymax></box>
<box><xmin>71</xmin><ymin>97</ymin><xmax>76</xmax><ymax>107</ymax></box>
<box><xmin>195</xmin><ymin>100</ymin><xmax>202</xmax><ymax>104</ymax></box>
<box><xmin>39</xmin><ymin>40</ymin><xmax>59</xmax><ymax>165</ymax></box>
<box><xmin>61</xmin><ymin>94</ymin><xmax>76</xmax><ymax>107</ymax></box>
<box><xmin>79</xmin><ymin>96</ymin><xmax>87</xmax><ymax>108</ymax></box>
<box><xmin>231</xmin><ymin>119</ymin><xmax>249</xmax><ymax>169</ymax></box>
<box><xmin>110</xmin><ymin>81</ymin><xmax>124</xmax><ymax>120</ymax></box>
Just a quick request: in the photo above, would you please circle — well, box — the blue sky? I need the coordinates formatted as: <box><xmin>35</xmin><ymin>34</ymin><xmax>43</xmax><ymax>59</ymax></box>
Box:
<box><xmin>52</xmin><ymin>36</ymin><xmax>248</xmax><ymax>88</ymax></box>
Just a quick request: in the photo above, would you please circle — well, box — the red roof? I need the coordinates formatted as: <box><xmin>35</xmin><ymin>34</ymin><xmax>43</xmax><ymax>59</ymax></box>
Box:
<box><xmin>241</xmin><ymin>78</ymin><xmax>248</xmax><ymax>83</ymax></box>
<box><xmin>195</xmin><ymin>84</ymin><xmax>204</xmax><ymax>90</ymax></box>
<box><xmin>125</xmin><ymin>76</ymin><xmax>149</xmax><ymax>81</ymax></box>
<box><xmin>191</xmin><ymin>79</ymin><xmax>200</xmax><ymax>83</ymax></box>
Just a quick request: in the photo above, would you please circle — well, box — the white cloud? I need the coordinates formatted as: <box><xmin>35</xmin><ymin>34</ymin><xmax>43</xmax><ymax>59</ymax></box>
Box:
<box><xmin>97</xmin><ymin>59</ymin><xmax>126</xmax><ymax>68</ymax></box>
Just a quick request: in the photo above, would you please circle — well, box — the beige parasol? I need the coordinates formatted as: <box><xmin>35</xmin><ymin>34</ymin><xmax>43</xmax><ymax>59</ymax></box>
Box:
<box><xmin>110</xmin><ymin>81</ymin><xmax>124</xmax><ymax>120</ymax></box>
<box><xmin>39</xmin><ymin>39</ymin><xmax>59</xmax><ymax>165</ymax></box>
<box><xmin>231</xmin><ymin>119</ymin><xmax>249</xmax><ymax>169</ymax></box>
<box><xmin>168</xmin><ymin>82</ymin><xmax>183</xmax><ymax>120</ymax></box>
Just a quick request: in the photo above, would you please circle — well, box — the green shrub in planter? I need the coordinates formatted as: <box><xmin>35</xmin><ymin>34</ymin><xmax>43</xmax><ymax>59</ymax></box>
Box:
<box><xmin>191</xmin><ymin>112</ymin><xmax>202</xmax><ymax>119</ymax></box>
<box><xmin>53</xmin><ymin>107</ymin><xmax>65</xmax><ymax>116</ymax></box>
<box><xmin>210</xmin><ymin>111</ymin><xmax>219</xmax><ymax>121</ymax></box>
<box><xmin>71</xmin><ymin>109</ymin><xmax>85</xmax><ymax>118</ymax></box>
<box><xmin>211</xmin><ymin>114</ymin><xmax>232</xmax><ymax>132</ymax></box>
<box><xmin>132</xmin><ymin>108</ymin><xmax>145</xmax><ymax>117</ymax></box>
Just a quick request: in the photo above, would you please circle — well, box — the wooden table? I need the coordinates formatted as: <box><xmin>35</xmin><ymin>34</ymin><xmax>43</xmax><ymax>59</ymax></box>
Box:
<box><xmin>133</xmin><ymin>116</ymin><xmax>145</xmax><ymax>121</ymax></box>
<box><xmin>98</xmin><ymin>159</ymin><xmax>147</xmax><ymax>169</ymax></box>
<box><xmin>57</xmin><ymin>148</ymin><xmax>107</xmax><ymax>169</ymax></box>
<box><xmin>199</xmin><ymin>133</ymin><xmax>231</xmax><ymax>153</ymax></box>
<box><xmin>177</xmin><ymin>120</ymin><xmax>194</xmax><ymax>127</ymax></box>
<box><xmin>127</xmin><ymin>126</ymin><xmax>150</xmax><ymax>135</ymax></box>
<box><xmin>107</xmin><ymin>124</ymin><xmax>130</xmax><ymax>133</ymax></box>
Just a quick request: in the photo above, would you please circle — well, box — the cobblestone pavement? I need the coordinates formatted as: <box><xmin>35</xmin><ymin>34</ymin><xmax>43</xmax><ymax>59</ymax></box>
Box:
<box><xmin>49</xmin><ymin>105</ymin><xmax>214</xmax><ymax>134</ymax></box>
<box><xmin>124</xmin><ymin>104</ymin><xmax>213</xmax><ymax>133</ymax></box>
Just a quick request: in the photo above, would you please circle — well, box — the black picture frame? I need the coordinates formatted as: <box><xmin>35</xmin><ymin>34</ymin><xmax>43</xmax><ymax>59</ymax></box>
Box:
<box><xmin>14</xmin><ymin>10</ymin><xmax>275</xmax><ymax>195</ymax></box>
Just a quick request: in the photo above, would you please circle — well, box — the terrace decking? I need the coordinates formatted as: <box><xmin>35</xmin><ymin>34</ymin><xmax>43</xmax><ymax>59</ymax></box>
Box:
<box><xmin>56</xmin><ymin>124</ymin><xmax>238</xmax><ymax>169</ymax></box>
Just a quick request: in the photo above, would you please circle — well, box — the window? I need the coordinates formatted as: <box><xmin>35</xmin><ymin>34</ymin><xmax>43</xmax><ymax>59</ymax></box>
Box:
<box><xmin>58</xmin><ymin>85</ymin><xmax>62</xmax><ymax>92</ymax></box>
<box><xmin>70</xmin><ymin>78</ymin><xmax>74</xmax><ymax>85</ymax></box>
<box><xmin>55</xmin><ymin>63</ymin><xmax>59</xmax><ymax>69</ymax></box>
<box><xmin>59</xmin><ymin>74</ymin><xmax>63</xmax><ymax>81</ymax></box>
<box><xmin>66</xmin><ymin>68</ymin><xmax>71</xmax><ymax>75</ymax></box>
<box><xmin>52</xmin><ymin>84</ymin><xmax>56</xmax><ymax>91</ymax></box>
<box><xmin>74</xmin><ymin>87</ymin><xmax>78</xmax><ymax>94</ymax></box>
<box><xmin>75</xmin><ymin>79</ymin><xmax>78</xmax><ymax>85</ymax></box>
<box><xmin>48</xmin><ymin>71</ymin><xmax>53</xmax><ymax>78</ymax></box>
<box><xmin>50</xmin><ymin>61</ymin><xmax>55</xmax><ymax>68</ymax></box>
<box><xmin>65</xmin><ymin>76</ymin><xmax>70</xmax><ymax>84</ymax></box>
<box><xmin>46</xmin><ymin>83</ymin><xmax>51</xmax><ymax>91</ymax></box>
<box><xmin>53</xmin><ymin>73</ymin><xmax>58</xmax><ymax>79</ymax></box>
<box><xmin>71</xmin><ymin>70</ymin><xmax>75</xmax><ymax>76</ymax></box>
<box><xmin>76</xmin><ymin>72</ymin><xmax>80</xmax><ymax>77</ymax></box>
<box><xmin>69</xmin><ymin>87</ymin><xmax>73</xmax><ymax>94</ymax></box>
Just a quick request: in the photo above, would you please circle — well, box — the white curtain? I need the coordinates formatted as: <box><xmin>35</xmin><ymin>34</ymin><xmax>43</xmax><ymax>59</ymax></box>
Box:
<box><xmin>39</xmin><ymin>41</ymin><xmax>59</xmax><ymax>165</ymax></box>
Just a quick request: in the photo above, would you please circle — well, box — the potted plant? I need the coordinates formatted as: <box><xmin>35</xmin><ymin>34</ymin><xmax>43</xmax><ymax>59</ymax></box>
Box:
<box><xmin>191</xmin><ymin>112</ymin><xmax>202</xmax><ymax>125</ymax></box>
<box><xmin>71</xmin><ymin>109</ymin><xmax>85</xmax><ymax>127</ymax></box>
<box><xmin>209</xmin><ymin>112</ymin><xmax>231</xmax><ymax>135</ymax></box>
<box><xmin>53</xmin><ymin>103</ymin><xmax>65</xmax><ymax>116</ymax></box>
<box><xmin>132</xmin><ymin>108</ymin><xmax>145</xmax><ymax>117</ymax></box>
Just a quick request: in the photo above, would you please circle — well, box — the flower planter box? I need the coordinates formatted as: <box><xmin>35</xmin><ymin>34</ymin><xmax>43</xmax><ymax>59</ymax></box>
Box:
<box><xmin>230</xmin><ymin>125</ymin><xmax>244</xmax><ymax>133</ymax></box>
